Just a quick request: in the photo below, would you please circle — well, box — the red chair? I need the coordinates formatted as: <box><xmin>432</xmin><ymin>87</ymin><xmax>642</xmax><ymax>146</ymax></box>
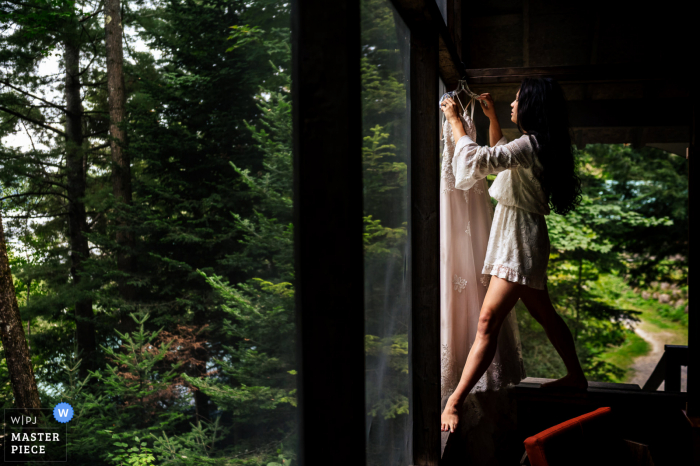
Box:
<box><xmin>523</xmin><ymin>407</ymin><xmax>654</xmax><ymax>466</ymax></box>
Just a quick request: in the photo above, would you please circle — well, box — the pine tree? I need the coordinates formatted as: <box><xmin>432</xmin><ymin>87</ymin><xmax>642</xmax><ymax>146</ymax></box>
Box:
<box><xmin>0</xmin><ymin>213</ymin><xmax>40</xmax><ymax>412</ymax></box>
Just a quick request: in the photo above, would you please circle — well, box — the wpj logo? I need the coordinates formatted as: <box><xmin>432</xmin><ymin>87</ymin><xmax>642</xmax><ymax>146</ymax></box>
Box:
<box><xmin>3</xmin><ymin>405</ymin><xmax>71</xmax><ymax>462</ymax></box>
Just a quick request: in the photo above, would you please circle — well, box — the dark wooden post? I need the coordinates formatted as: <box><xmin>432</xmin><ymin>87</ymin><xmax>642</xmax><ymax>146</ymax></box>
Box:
<box><xmin>410</xmin><ymin>19</ymin><xmax>441</xmax><ymax>466</ymax></box>
<box><xmin>664</xmin><ymin>345</ymin><xmax>688</xmax><ymax>393</ymax></box>
<box><xmin>688</xmin><ymin>87</ymin><xmax>699</xmax><ymax>417</ymax></box>
<box><xmin>291</xmin><ymin>0</ymin><xmax>365</xmax><ymax>465</ymax></box>
<box><xmin>446</xmin><ymin>0</ymin><xmax>461</xmax><ymax>59</ymax></box>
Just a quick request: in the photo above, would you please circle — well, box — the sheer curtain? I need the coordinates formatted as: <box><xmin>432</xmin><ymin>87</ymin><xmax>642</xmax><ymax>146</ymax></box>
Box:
<box><xmin>439</xmin><ymin>98</ymin><xmax>525</xmax><ymax>464</ymax></box>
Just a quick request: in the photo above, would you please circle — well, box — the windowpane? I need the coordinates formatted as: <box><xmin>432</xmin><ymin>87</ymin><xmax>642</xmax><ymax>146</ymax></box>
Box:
<box><xmin>361</xmin><ymin>1</ymin><xmax>412</xmax><ymax>464</ymax></box>
<box><xmin>0</xmin><ymin>0</ymin><xmax>296</xmax><ymax>463</ymax></box>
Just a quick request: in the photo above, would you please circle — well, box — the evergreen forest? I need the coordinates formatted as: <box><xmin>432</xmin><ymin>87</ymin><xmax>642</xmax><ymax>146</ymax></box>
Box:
<box><xmin>0</xmin><ymin>0</ymin><xmax>688</xmax><ymax>465</ymax></box>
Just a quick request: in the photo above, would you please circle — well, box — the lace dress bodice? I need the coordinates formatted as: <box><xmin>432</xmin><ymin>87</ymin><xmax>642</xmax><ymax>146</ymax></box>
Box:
<box><xmin>452</xmin><ymin>133</ymin><xmax>550</xmax><ymax>215</ymax></box>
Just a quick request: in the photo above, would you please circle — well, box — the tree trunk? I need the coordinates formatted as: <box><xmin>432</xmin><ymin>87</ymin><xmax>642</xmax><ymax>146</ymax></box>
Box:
<box><xmin>0</xmin><ymin>214</ymin><xmax>41</xmax><ymax>412</ymax></box>
<box><xmin>105</xmin><ymin>0</ymin><xmax>136</xmax><ymax>330</ymax></box>
<box><xmin>64</xmin><ymin>37</ymin><xmax>96</xmax><ymax>378</ymax></box>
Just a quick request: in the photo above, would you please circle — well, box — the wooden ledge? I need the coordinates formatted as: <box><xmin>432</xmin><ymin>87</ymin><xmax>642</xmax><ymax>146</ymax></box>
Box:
<box><xmin>516</xmin><ymin>376</ymin><xmax>641</xmax><ymax>391</ymax></box>
<box><xmin>511</xmin><ymin>377</ymin><xmax>687</xmax><ymax>407</ymax></box>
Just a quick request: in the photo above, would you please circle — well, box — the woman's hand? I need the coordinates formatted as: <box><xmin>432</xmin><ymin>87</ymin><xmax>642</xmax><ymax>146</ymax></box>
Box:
<box><xmin>440</xmin><ymin>96</ymin><xmax>460</xmax><ymax>122</ymax></box>
<box><xmin>478</xmin><ymin>93</ymin><xmax>497</xmax><ymax>120</ymax></box>
<box><xmin>441</xmin><ymin>96</ymin><xmax>467</xmax><ymax>140</ymax></box>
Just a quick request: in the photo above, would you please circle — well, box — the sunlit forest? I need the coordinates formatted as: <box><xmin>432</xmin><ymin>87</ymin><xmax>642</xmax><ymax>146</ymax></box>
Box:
<box><xmin>517</xmin><ymin>143</ymin><xmax>688</xmax><ymax>383</ymax></box>
<box><xmin>0</xmin><ymin>0</ymin><xmax>687</xmax><ymax>464</ymax></box>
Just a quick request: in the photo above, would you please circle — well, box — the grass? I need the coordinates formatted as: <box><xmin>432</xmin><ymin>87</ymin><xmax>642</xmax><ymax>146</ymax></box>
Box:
<box><xmin>592</xmin><ymin>273</ymin><xmax>688</xmax><ymax>382</ymax></box>
<box><xmin>597</xmin><ymin>331</ymin><xmax>650</xmax><ymax>382</ymax></box>
<box><xmin>592</xmin><ymin>274</ymin><xmax>688</xmax><ymax>325</ymax></box>
<box><xmin>632</xmin><ymin>306</ymin><xmax>688</xmax><ymax>344</ymax></box>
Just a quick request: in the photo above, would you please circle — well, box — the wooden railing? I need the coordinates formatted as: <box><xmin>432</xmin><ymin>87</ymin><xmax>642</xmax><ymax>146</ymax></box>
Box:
<box><xmin>643</xmin><ymin>345</ymin><xmax>688</xmax><ymax>392</ymax></box>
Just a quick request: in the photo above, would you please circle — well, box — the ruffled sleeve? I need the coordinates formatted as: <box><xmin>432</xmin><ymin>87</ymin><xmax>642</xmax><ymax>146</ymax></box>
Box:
<box><xmin>451</xmin><ymin>135</ymin><xmax>535</xmax><ymax>191</ymax></box>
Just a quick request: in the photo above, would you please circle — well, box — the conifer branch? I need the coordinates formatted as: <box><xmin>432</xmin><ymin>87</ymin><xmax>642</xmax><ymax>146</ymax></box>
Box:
<box><xmin>0</xmin><ymin>191</ymin><xmax>70</xmax><ymax>202</ymax></box>
<box><xmin>0</xmin><ymin>80</ymin><xmax>66</xmax><ymax>112</ymax></box>
<box><xmin>0</xmin><ymin>105</ymin><xmax>66</xmax><ymax>136</ymax></box>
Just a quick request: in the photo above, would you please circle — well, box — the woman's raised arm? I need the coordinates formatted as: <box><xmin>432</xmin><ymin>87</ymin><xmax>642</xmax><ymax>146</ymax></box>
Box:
<box><xmin>477</xmin><ymin>93</ymin><xmax>503</xmax><ymax>147</ymax></box>
<box><xmin>451</xmin><ymin>135</ymin><xmax>534</xmax><ymax>191</ymax></box>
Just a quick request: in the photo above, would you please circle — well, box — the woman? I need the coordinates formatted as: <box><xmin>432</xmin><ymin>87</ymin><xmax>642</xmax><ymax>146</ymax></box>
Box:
<box><xmin>439</xmin><ymin>77</ymin><xmax>587</xmax><ymax>434</ymax></box>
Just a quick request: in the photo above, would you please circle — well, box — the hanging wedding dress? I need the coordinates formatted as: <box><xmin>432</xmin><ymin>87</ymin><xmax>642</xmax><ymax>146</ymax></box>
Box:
<box><xmin>439</xmin><ymin>97</ymin><xmax>525</xmax><ymax>465</ymax></box>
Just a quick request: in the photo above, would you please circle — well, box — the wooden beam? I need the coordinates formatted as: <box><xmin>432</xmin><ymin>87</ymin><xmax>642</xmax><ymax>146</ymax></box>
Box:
<box><xmin>590</xmin><ymin>13</ymin><xmax>601</xmax><ymax>65</ymax></box>
<box><xmin>390</xmin><ymin>0</ymin><xmax>464</xmax><ymax>87</ymax></box>
<box><xmin>571</xmin><ymin>127</ymin><xmax>690</xmax><ymax>147</ymax></box>
<box><xmin>489</xmin><ymin>100</ymin><xmax>690</xmax><ymax>129</ymax></box>
<box><xmin>438</xmin><ymin>33</ymin><xmax>461</xmax><ymax>85</ymax></box>
<box><xmin>465</xmin><ymin>64</ymin><xmax>692</xmax><ymax>84</ymax></box>
<box><xmin>522</xmin><ymin>0</ymin><xmax>529</xmax><ymax>67</ymax></box>
<box><xmin>410</xmin><ymin>19</ymin><xmax>441</xmax><ymax>466</ymax></box>
<box><xmin>446</xmin><ymin>0</ymin><xmax>461</xmax><ymax>59</ymax></box>
<box><xmin>291</xmin><ymin>0</ymin><xmax>366</xmax><ymax>464</ymax></box>
<box><xmin>689</xmin><ymin>86</ymin><xmax>699</xmax><ymax>417</ymax></box>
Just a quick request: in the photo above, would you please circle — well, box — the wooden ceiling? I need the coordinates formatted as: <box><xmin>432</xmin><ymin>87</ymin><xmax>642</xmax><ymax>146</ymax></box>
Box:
<box><xmin>392</xmin><ymin>0</ymin><xmax>694</xmax><ymax>154</ymax></box>
<box><xmin>458</xmin><ymin>0</ymin><xmax>693</xmax><ymax>152</ymax></box>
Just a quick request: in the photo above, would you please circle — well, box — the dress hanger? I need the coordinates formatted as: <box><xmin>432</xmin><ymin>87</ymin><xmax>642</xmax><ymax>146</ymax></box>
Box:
<box><xmin>439</xmin><ymin>77</ymin><xmax>487</xmax><ymax>141</ymax></box>
<box><xmin>454</xmin><ymin>78</ymin><xmax>487</xmax><ymax>109</ymax></box>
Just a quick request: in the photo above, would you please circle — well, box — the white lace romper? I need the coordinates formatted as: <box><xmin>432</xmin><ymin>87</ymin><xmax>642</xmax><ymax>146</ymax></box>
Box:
<box><xmin>451</xmin><ymin>133</ymin><xmax>550</xmax><ymax>290</ymax></box>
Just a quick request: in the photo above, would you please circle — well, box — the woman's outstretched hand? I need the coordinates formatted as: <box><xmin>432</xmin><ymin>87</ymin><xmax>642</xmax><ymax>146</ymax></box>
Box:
<box><xmin>440</xmin><ymin>96</ymin><xmax>460</xmax><ymax>122</ymax></box>
<box><xmin>478</xmin><ymin>93</ymin><xmax>497</xmax><ymax>120</ymax></box>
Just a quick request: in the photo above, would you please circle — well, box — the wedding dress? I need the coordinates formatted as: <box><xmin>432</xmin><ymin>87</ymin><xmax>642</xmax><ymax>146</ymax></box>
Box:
<box><xmin>439</xmin><ymin>98</ymin><xmax>525</xmax><ymax>464</ymax></box>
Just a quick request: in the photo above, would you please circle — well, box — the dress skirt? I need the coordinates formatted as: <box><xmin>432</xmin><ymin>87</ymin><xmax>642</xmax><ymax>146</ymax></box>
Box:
<box><xmin>482</xmin><ymin>203</ymin><xmax>549</xmax><ymax>290</ymax></box>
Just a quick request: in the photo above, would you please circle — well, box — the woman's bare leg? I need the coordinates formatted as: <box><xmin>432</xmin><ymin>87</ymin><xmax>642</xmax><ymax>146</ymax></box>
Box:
<box><xmin>519</xmin><ymin>284</ymin><xmax>587</xmax><ymax>389</ymax></box>
<box><xmin>440</xmin><ymin>277</ymin><xmax>522</xmax><ymax>433</ymax></box>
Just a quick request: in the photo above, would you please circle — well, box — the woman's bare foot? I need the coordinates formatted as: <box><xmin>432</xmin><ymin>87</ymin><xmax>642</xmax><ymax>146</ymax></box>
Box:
<box><xmin>441</xmin><ymin>398</ymin><xmax>460</xmax><ymax>433</ymax></box>
<box><xmin>540</xmin><ymin>373</ymin><xmax>588</xmax><ymax>391</ymax></box>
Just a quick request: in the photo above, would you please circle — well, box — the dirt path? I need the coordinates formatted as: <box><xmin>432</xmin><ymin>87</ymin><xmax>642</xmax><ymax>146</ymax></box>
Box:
<box><xmin>628</xmin><ymin>324</ymin><xmax>687</xmax><ymax>391</ymax></box>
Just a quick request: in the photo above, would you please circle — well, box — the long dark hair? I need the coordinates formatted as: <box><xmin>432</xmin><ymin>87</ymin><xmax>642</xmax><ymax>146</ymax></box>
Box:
<box><xmin>516</xmin><ymin>77</ymin><xmax>581</xmax><ymax>215</ymax></box>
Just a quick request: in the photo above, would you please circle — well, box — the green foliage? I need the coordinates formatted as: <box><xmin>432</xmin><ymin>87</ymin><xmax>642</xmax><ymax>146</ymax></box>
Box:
<box><xmin>522</xmin><ymin>145</ymin><xmax>687</xmax><ymax>382</ymax></box>
<box><xmin>97</xmin><ymin>314</ymin><xmax>181</xmax><ymax>416</ymax></box>
<box><xmin>577</xmin><ymin>144</ymin><xmax>687</xmax><ymax>285</ymax></box>
<box><xmin>594</xmin><ymin>274</ymin><xmax>688</xmax><ymax>326</ymax></box>
<box><xmin>0</xmin><ymin>0</ymin><xmax>76</xmax><ymax>53</ymax></box>
<box><xmin>150</xmin><ymin>418</ymin><xmax>226</xmax><ymax>465</ymax></box>
<box><xmin>365</xmin><ymin>334</ymin><xmax>408</xmax><ymax>419</ymax></box>
<box><xmin>106</xmin><ymin>435</ymin><xmax>156</xmax><ymax>466</ymax></box>
<box><xmin>43</xmin><ymin>315</ymin><xmax>183</xmax><ymax>464</ymax></box>
<box><xmin>183</xmin><ymin>272</ymin><xmax>297</xmax><ymax>420</ymax></box>
<box><xmin>263</xmin><ymin>444</ymin><xmax>294</xmax><ymax>466</ymax></box>
<box><xmin>1</xmin><ymin>0</ymin><xmax>297</xmax><ymax>462</ymax></box>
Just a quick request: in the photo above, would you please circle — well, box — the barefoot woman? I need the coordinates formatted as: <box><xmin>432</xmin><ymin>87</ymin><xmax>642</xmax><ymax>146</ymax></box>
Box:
<box><xmin>439</xmin><ymin>77</ymin><xmax>587</xmax><ymax>434</ymax></box>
